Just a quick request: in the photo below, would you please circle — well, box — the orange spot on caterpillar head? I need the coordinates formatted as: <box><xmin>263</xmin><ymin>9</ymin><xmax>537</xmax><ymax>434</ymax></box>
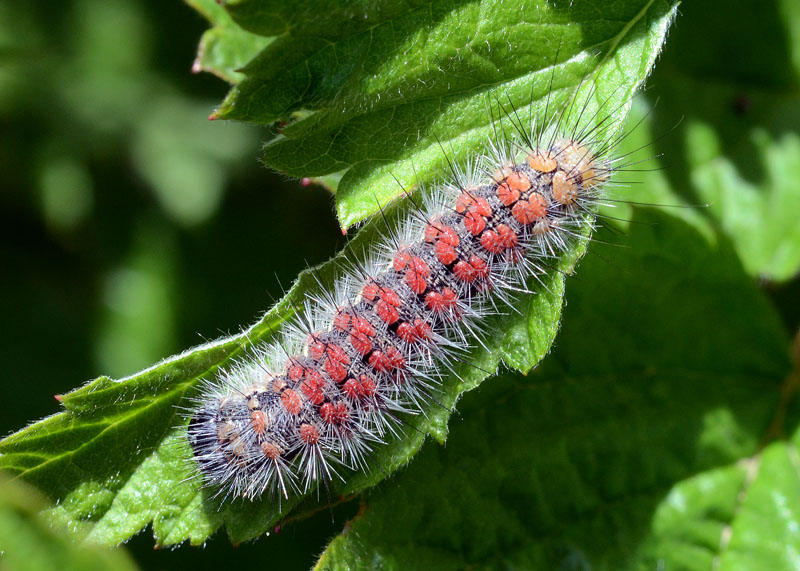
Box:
<box><xmin>580</xmin><ymin>160</ymin><xmax>610</xmax><ymax>189</ymax></box>
<box><xmin>512</xmin><ymin>193</ymin><xmax>548</xmax><ymax>225</ymax></box>
<box><xmin>471</xmin><ymin>197</ymin><xmax>492</xmax><ymax>217</ymax></box>
<box><xmin>492</xmin><ymin>161</ymin><xmax>514</xmax><ymax>183</ymax></box>
<box><xmin>506</xmin><ymin>171</ymin><xmax>531</xmax><ymax>192</ymax></box>
<box><xmin>527</xmin><ymin>149</ymin><xmax>557</xmax><ymax>173</ymax></box>
<box><xmin>270</xmin><ymin>377</ymin><xmax>288</xmax><ymax>393</ymax></box>
<box><xmin>496</xmin><ymin>183</ymin><xmax>520</xmax><ymax>207</ymax></box>
<box><xmin>246</xmin><ymin>387</ymin><xmax>267</xmax><ymax>410</ymax></box>
<box><xmin>552</xmin><ymin>139</ymin><xmax>606</xmax><ymax>188</ymax></box>
<box><xmin>552</xmin><ymin>170</ymin><xmax>579</xmax><ymax>205</ymax></box>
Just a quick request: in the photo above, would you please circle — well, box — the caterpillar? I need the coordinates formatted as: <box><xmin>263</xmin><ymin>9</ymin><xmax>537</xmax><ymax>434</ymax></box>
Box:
<box><xmin>186</xmin><ymin>81</ymin><xmax>633</xmax><ymax>504</ymax></box>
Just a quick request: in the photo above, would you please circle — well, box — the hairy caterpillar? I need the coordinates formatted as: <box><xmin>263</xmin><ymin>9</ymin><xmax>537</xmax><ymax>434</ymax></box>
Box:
<box><xmin>185</xmin><ymin>78</ymin><xmax>640</xmax><ymax>503</ymax></box>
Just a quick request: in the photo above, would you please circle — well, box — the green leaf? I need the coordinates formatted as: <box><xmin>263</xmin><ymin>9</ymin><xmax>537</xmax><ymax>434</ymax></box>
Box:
<box><xmin>316</xmin><ymin>211</ymin><xmax>795</xmax><ymax>570</ymax></box>
<box><xmin>212</xmin><ymin>0</ymin><xmax>678</xmax><ymax>229</ymax></box>
<box><xmin>719</xmin><ymin>426</ymin><xmax>800</xmax><ymax>569</ymax></box>
<box><xmin>0</xmin><ymin>475</ymin><xmax>138</xmax><ymax>571</ymax></box>
<box><xmin>0</xmin><ymin>0</ymin><xmax>676</xmax><ymax>548</ymax></box>
<box><xmin>639</xmin><ymin>0</ymin><xmax>800</xmax><ymax>282</ymax></box>
<box><xmin>186</xmin><ymin>0</ymin><xmax>272</xmax><ymax>83</ymax></box>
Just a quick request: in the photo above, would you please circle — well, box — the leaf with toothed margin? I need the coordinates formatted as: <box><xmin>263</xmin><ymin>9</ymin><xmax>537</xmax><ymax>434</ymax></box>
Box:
<box><xmin>208</xmin><ymin>0</ymin><xmax>678</xmax><ymax>230</ymax></box>
<box><xmin>0</xmin><ymin>0</ymin><xmax>676</xmax><ymax>549</ymax></box>
<box><xmin>0</xmin><ymin>476</ymin><xmax>139</xmax><ymax>570</ymax></box>
<box><xmin>186</xmin><ymin>0</ymin><xmax>273</xmax><ymax>84</ymax></box>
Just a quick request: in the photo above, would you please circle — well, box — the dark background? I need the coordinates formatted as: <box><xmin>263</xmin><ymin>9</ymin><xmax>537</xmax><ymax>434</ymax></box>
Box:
<box><xmin>1</xmin><ymin>0</ymin><xmax>345</xmax><ymax>567</ymax></box>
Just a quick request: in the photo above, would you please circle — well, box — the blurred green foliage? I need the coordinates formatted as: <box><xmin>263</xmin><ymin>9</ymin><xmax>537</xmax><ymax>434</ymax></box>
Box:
<box><xmin>0</xmin><ymin>475</ymin><xmax>138</xmax><ymax>571</ymax></box>
<box><xmin>0</xmin><ymin>0</ymin><xmax>340</xmax><ymax>568</ymax></box>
